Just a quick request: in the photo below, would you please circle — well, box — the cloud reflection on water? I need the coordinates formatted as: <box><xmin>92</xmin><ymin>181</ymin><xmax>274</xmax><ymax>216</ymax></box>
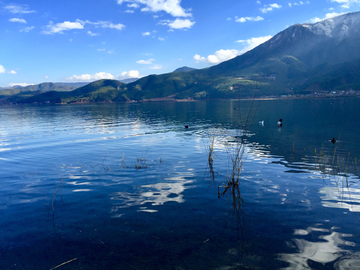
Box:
<box><xmin>110</xmin><ymin>172</ymin><xmax>194</xmax><ymax>217</ymax></box>
<box><xmin>278</xmin><ymin>225</ymin><xmax>355</xmax><ymax>269</ymax></box>
<box><xmin>320</xmin><ymin>185</ymin><xmax>360</xmax><ymax>212</ymax></box>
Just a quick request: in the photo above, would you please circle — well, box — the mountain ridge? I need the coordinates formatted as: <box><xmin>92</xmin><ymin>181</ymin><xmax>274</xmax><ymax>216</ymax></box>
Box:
<box><xmin>2</xmin><ymin>11</ymin><xmax>360</xmax><ymax>104</ymax></box>
<box><xmin>173</xmin><ymin>66</ymin><xmax>197</xmax><ymax>73</ymax></box>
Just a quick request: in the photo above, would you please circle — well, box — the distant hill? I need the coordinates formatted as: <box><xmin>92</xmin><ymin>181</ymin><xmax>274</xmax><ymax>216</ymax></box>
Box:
<box><xmin>0</xmin><ymin>82</ymin><xmax>89</xmax><ymax>103</ymax></box>
<box><xmin>54</xmin><ymin>82</ymin><xmax>89</xmax><ymax>88</ymax></box>
<box><xmin>18</xmin><ymin>79</ymin><xmax>125</xmax><ymax>104</ymax></box>
<box><xmin>173</xmin><ymin>66</ymin><xmax>197</xmax><ymax>73</ymax></box>
<box><xmin>0</xmin><ymin>82</ymin><xmax>87</xmax><ymax>96</ymax></box>
<box><xmin>2</xmin><ymin>11</ymin><xmax>360</xmax><ymax>104</ymax></box>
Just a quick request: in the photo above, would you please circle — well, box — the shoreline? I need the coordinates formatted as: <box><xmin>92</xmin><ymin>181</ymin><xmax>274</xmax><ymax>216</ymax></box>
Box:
<box><xmin>1</xmin><ymin>92</ymin><xmax>359</xmax><ymax>106</ymax></box>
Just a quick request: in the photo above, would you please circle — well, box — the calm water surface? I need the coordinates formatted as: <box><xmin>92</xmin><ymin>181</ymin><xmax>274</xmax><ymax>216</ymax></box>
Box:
<box><xmin>1</xmin><ymin>99</ymin><xmax>360</xmax><ymax>269</ymax></box>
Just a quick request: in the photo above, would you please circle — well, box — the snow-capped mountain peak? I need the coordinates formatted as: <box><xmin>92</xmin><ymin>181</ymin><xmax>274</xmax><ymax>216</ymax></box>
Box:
<box><xmin>302</xmin><ymin>11</ymin><xmax>360</xmax><ymax>41</ymax></box>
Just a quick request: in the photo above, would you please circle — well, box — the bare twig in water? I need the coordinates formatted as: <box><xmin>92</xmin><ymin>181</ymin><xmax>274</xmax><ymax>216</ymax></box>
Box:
<box><xmin>208</xmin><ymin>135</ymin><xmax>215</xmax><ymax>181</ymax></box>
<box><xmin>50</xmin><ymin>258</ymin><xmax>77</xmax><ymax>270</ymax></box>
<box><xmin>356</xmin><ymin>157</ymin><xmax>358</xmax><ymax>175</ymax></box>
<box><xmin>121</xmin><ymin>153</ymin><xmax>126</xmax><ymax>168</ymax></box>
<box><xmin>204</xmin><ymin>93</ymin><xmax>259</xmax><ymax>254</ymax></box>
<box><xmin>101</xmin><ymin>156</ymin><xmax>110</xmax><ymax>171</ymax></box>
<box><xmin>51</xmin><ymin>178</ymin><xmax>63</xmax><ymax>234</ymax></box>
<box><xmin>135</xmin><ymin>150</ymin><xmax>149</xmax><ymax>170</ymax></box>
<box><xmin>91</xmin><ymin>161</ymin><xmax>100</xmax><ymax>168</ymax></box>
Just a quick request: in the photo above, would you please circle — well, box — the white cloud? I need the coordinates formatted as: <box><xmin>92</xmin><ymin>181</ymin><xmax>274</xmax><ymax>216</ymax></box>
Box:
<box><xmin>0</xmin><ymin>65</ymin><xmax>5</xmax><ymax>73</ymax></box>
<box><xmin>117</xmin><ymin>70</ymin><xmax>140</xmax><ymax>79</ymax></box>
<box><xmin>8</xmin><ymin>18</ymin><xmax>34</xmax><ymax>32</ymax></box>
<box><xmin>289</xmin><ymin>1</ymin><xmax>309</xmax><ymax>6</ymax></box>
<box><xmin>260</xmin><ymin>3</ymin><xmax>282</xmax><ymax>13</ymax></box>
<box><xmin>309</xmin><ymin>12</ymin><xmax>345</xmax><ymax>23</ymax></box>
<box><xmin>136</xmin><ymin>59</ymin><xmax>155</xmax><ymax>64</ymax></box>
<box><xmin>142</xmin><ymin>31</ymin><xmax>151</xmax><ymax>36</ymax></box>
<box><xmin>308</xmin><ymin>17</ymin><xmax>322</xmax><ymax>23</ymax></box>
<box><xmin>150</xmin><ymin>64</ymin><xmax>163</xmax><ymax>69</ymax></box>
<box><xmin>117</xmin><ymin>0</ymin><xmax>192</xmax><ymax>17</ymax></box>
<box><xmin>167</xmin><ymin>18</ymin><xmax>195</xmax><ymax>29</ymax></box>
<box><xmin>43</xmin><ymin>20</ymin><xmax>84</xmax><ymax>34</ymax></box>
<box><xmin>235</xmin><ymin>16</ymin><xmax>264</xmax><ymax>23</ymax></box>
<box><xmin>85</xmin><ymin>20</ymin><xmax>125</xmax><ymax>30</ymax></box>
<box><xmin>42</xmin><ymin>20</ymin><xmax>125</xmax><ymax>35</ymax></box>
<box><xmin>66</xmin><ymin>72</ymin><xmax>115</xmax><ymax>82</ymax></box>
<box><xmin>257</xmin><ymin>1</ymin><xmax>261</xmax><ymax>4</ymax></box>
<box><xmin>87</xmin><ymin>31</ymin><xmax>99</xmax><ymax>36</ymax></box>
<box><xmin>9</xmin><ymin>18</ymin><xmax>27</xmax><ymax>24</ymax></box>
<box><xmin>4</xmin><ymin>4</ymin><xmax>36</xmax><ymax>14</ymax></box>
<box><xmin>100</xmin><ymin>22</ymin><xmax>125</xmax><ymax>30</ymax></box>
<box><xmin>125</xmin><ymin>9</ymin><xmax>135</xmax><ymax>13</ymax></box>
<box><xmin>158</xmin><ymin>37</ymin><xmax>165</xmax><ymax>41</ymax></box>
<box><xmin>236</xmin><ymin>35</ymin><xmax>272</xmax><ymax>54</ymax></box>
<box><xmin>8</xmin><ymin>70</ymin><xmax>17</xmax><ymax>74</ymax></box>
<box><xmin>128</xmin><ymin>3</ymin><xmax>140</xmax><ymax>8</ymax></box>
<box><xmin>97</xmin><ymin>48</ymin><xmax>113</xmax><ymax>54</ymax></box>
<box><xmin>9</xmin><ymin>83</ymin><xmax>33</xmax><ymax>87</ymax></box>
<box><xmin>331</xmin><ymin>0</ymin><xmax>359</xmax><ymax>8</ymax></box>
<box><xmin>194</xmin><ymin>49</ymin><xmax>241</xmax><ymax>64</ymax></box>
<box><xmin>194</xmin><ymin>35</ymin><xmax>273</xmax><ymax>65</ymax></box>
<box><xmin>20</xmin><ymin>26</ymin><xmax>34</xmax><ymax>32</ymax></box>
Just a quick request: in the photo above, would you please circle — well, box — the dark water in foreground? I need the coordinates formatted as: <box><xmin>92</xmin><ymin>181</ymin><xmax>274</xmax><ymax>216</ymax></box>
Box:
<box><xmin>1</xmin><ymin>98</ymin><xmax>360</xmax><ymax>269</ymax></box>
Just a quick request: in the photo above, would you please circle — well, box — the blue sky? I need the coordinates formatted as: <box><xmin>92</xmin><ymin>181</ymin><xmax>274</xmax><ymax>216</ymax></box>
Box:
<box><xmin>1</xmin><ymin>0</ymin><xmax>359</xmax><ymax>87</ymax></box>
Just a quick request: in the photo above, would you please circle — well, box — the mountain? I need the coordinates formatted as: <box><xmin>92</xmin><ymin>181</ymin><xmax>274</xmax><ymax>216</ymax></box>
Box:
<box><xmin>0</xmin><ymin>82</ymin><xmax>87</xmax><ymax>99</ymax></box>
<box><xmin>0</xmin><ymin>82</ymin><xmax>91</xmax><ymax>104</ymax></box>
<box><xmin>173</xmin><ymin>66</ymin><xmax>197</xmax><ymax>73</ymax></box>
<box><xmin>20</xmin><ymin>79</ymin><xmax>125</xmax><ymax>104</ymax></box>
<box><xmin>209</xmin><ymin>11</ymin><xmax>360</xmax><ymax>94</ymax></box>
<box><xmin>3</xmin><ymin>11</ymin><xmax>360</xmax><ymax>104</ymax></box>
<box><xmin>3</xmin><ymin>82</ymin><xmax>87</xmax><ymax>91</ymax></box>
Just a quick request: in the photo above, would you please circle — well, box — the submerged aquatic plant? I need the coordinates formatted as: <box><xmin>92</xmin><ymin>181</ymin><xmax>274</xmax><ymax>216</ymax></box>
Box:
<box><xmin>118</xmin><ymin>152</ymin><xmax>127</xmax><ymax>169</ymax></box>
<box><xmin>135</xmin><ymin>152</ymin><xmax>148</xmax><ymax>170</ymax></box>
<box><xmin>314</xmin><ymin>141</ymin><xmax>358</xmax><ymax>179</ymax></box>
<box><xmin>204</xmin><ymin>95</ymin><xmax>260</xmax><ymax>250</ymax></box>
<box><xmin>209</xmin><ymin>96</ymin><xmax>259</xmax><ymax>197</ymax></box>
<box><xmin>309</xmin><ymin>138</ymin><xmax>360</xmax><ymax>209</ymax></box>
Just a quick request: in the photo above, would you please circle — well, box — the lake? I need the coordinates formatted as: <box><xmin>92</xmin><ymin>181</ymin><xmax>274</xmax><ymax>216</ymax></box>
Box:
<box><xmin>1</xmin><ymin>98</ymin><xmax>360</xmax><ymax>269</ymax></box>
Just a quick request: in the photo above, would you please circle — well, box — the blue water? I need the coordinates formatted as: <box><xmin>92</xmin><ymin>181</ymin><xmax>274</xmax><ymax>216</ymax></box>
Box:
<box><xmin>1</xmin><ymin>99</ymin><xmax>360</xmax><ymax>269</ymax></box>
